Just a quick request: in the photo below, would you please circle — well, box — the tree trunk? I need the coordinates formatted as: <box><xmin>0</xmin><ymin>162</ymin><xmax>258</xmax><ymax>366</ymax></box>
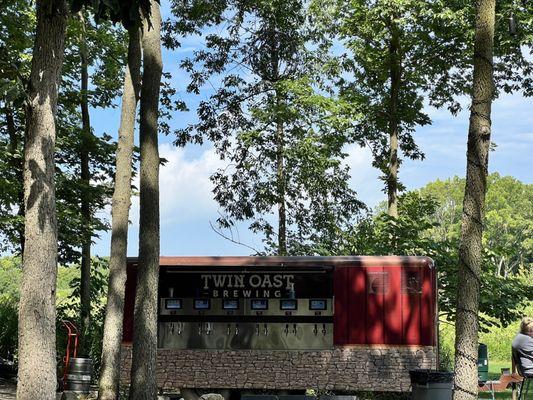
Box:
<box><xmin>276</xmin><ymin>110</ymin><xmax>287</xmax><ymax>256</ymax></box>
<box><xmin>79</xmin><ymin>11</ymin><xmax>92</xmax><ymax>356</ymax></box>
<box><xmin>98</xmin><ymin>27</ymin><xmax>141</xmax><ymax>400</ymax></box>
<box><xmin>128</xmin><ymin>2</ymin><xmax>163</xmax><ymax>398</ymax></box>
<box><xmin>452</xmin><ymin>0</ymin><xmax>495</xmax><ymax>399</ymax></box>
<box><xmin>16</xmin><ymin>0</ymin><xmax>67</xmax><ymax>399</ymax></box>
<box><xmin>387</xmin><ymin>19</ymin><xmax>401</xmax><ymax>218</ymax></box>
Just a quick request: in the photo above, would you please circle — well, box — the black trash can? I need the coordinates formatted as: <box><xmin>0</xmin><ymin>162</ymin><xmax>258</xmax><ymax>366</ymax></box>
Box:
<box><xmin>409</xmin><ymin>369</ymin><xmax>454</xmax><ymax>400</ymax></box>
<box><xmin>478</xmin><ymin>343</ymin><xmax>489</xmax><ymax>382</ymax></box>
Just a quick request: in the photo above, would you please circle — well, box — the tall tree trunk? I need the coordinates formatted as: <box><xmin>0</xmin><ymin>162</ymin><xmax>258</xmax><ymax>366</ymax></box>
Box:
<box><xmin>16</xmin><ymin>0</ymin><xmax>67</xmax><ymax>399</ymax></box>
<box><xmin>387</xmin><ymin>20</ymin><xmax>401</xmax><ymax>218</ymax></box>
<box><xmin>79</xmin><ymin>11</ymin><xmax>92</xmax><ymax>356</ymax></box>
<box><xmin>128</xmin><ymin>2</ymin><xmax>163</xmax><ymax>398</ymax></box>
<box><xmin>98</xmin><ymin>26</ymin><xmax>141</xmax><ymax>400</ymax></box>
<box><xmin>4</xmin><ymin>105</ymin><xmax>25</xmax><ymax>254</ymax></box>
<box><xmin>452</xmin><ymin>0</ymin><xmax>495</xmax><ymax>399</ymax></box>
<box><xmin>276</xmin><ymin>105</ymin><xmax>287</xmax><ymax>256</ymax></box>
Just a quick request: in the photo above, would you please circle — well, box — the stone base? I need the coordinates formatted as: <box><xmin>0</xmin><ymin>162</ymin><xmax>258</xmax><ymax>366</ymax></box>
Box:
<box><xmin>120</xmin><ymin>345</ymin><xmax>436</xmax><ymax>392</ymax></box>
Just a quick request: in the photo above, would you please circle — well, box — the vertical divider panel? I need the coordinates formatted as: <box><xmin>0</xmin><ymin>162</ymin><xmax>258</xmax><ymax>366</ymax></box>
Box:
<box><xmin>333</xmin><ymin>266</ymin><xmax>349</xmax><ymax>345</ymax></box>
<box><xmin>365</xmin><ymin>265</ymin><xmax>385</xmax><ymax>344</ymax></box>
<box><xmin>122</xmin><ymin>262</ymin><xmax>138</xmax><ymax>343</ymax></box>
<box><xmin>401</xmin><ymin>266</ymin><xmax>422</xmax><ymax>344</ymax></box>
<box><xmin>348</xmin><ymin>267</ymin><xmax>367</xmax><ymax>344</ymax></box>
<box><xmin>384</xmin><ymin>265</ymin><xmax>402</xmax><ymax>344</ymax></box>
<box><xmin>420</xmin><ymin>265</ymin><xmax>434</xmax><ymax>345</ymax></box>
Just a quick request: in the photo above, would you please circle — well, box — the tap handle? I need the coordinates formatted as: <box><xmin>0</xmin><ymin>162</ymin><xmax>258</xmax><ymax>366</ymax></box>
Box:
<box><xmin>263</xmin><ymin>323</ymin><xmax>268</xmax><ymax>335</ymax></box>
<box><xmin>313</xmin><ymin>324</ymin><xmax>318</xmax><ymax>336</ymax></box>
<box><xmin>322</xmin><ymin>323</ymin><xmax>327</xmax><ymax>335</ymax></box>
<box><xmin>235</xmin><ymin>324</ymin><xmax>239</xmax><ymax>336</ymax></box>
<box><xmin>292</xmin><ymin>323</ymin><xmax>297</xmax><ymax>335</ymax></box>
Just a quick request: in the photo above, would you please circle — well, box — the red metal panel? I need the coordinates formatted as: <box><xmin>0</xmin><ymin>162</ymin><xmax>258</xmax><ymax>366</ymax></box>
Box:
<box><xmin>365</xmin><ymin>266</ymin><xmax>385</xmax><ymax>344</ymax></box>
<box><xmin>122</xmin><ymin>262</ymin><xmax>137</xmax><ymax>343</ymax></box>
<box><xmin>347</xmin><ymin>267</ymin><xmax>366</xmax><ymax>344</ymax></box>
<box><xmin>401</xmin><ymin>266</ymin><xmax>422</xmax><ymax>345</ymax></box>
<box><xmin>333</xmin><ymin>267</ymin><xmax>349</xmax><ymax>345</ymax></box>
<box><xmin>420</xmin><ymin>265</ymin><xmax>434</xmax><ymax>345</ymax></box>
<box><xmin>384</xmin><ymin>265</ymin><xmax>403</xmax><ymax>344</ymax></box>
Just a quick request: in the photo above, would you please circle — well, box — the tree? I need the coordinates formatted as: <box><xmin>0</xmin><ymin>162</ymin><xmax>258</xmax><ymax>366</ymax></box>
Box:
<box><xmin>453</xmin><ymin>0</ymin><xmax>496</xmax><ymax>397</ymax></box>
<box><xmin>16</xmin><ymin>0</ymin><xmax>68</xmax><ymax>399</ymax></box>
<box><xmin>98</xmin><ymin>26</ymin><xmax>141</xmax><ymax>400</ymax></box>
<box><xmin>321</xmin><ymin>0</ymin><xmax>474</xmax><ymax>217</ymax></box>
<box><xmin>177</xmin><ymin>0</ymin><xmax>363</xmax><ymax>255</ymax></box>
<box><xmin>62</xmin><ymin>11</ymin><xmax>126</xmax><ymax>356</ymax></box>
<box><xmin>128</xmin><ymin>0</ymin><xmax>163</xmax><ymax>398</ymax></box>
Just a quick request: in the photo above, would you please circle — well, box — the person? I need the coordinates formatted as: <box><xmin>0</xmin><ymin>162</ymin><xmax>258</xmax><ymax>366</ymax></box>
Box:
<box><xmin>512</xmin><ymin>316</ymin><xmax>533</xmax><ymax>377</ymax></box>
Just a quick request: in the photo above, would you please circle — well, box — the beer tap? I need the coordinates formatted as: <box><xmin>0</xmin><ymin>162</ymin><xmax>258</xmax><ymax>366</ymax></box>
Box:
<box><xmin>284</xmin><ymin>324</ymin><xmax>289</xmax><ymax>335</ymax></box>
<box><xmin>255</xmin><ymin>323</ymin><xmax>260</xmax><ymax>336</ymax></box>
<box><xmin>292</xmin><ymin>324</ymin><xmax>297</xmax><ymax>335</ymax></box>
<box><xmin>227</xmin><ymin>324</ymin><xmax>231</xmax><ymax>335</ymax></box>
<box><xmin>235</xmin><ymin>324</ymin><xmax>239</xmax><ymax>336</ymax></box>
<box><xmin>313</xmin><ymin>324</ymin><xmax>318</xmax><ymax>336</ymax></box>
<box><xmin>198</xmin><ymin>323</ymin><xmax>203</xmax><ymax>335</ymax></box>
<box><xmin>169</xmin><ymin>323</ymin><xmax>175</xmax><ymax>334</ymax></box>
<box><xmin>177</xmin><ymin>322</ymin><xmax>182</xmax><ymax>335</ymax></box>
<box><xmin>322</xmin><ymin>323</ymin><xmax>327</xmax><ymax>336</ymax></box>
<box><xmin>206</xmin><ymin>322</ymin><xmax>212</xmax><ymax>335</ymax></box>
<box><xmin>263</xmin><ymin>323</ymin><xmax>268</xmax><ymax>335</ymax></box>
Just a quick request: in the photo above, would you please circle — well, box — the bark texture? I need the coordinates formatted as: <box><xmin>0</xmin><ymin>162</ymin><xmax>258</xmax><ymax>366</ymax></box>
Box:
<box><xmin>79</xmin><ymin>11</ymin><xmax>92</xmax><ymax>356</ymax></box>
<box><xmin>128</xmin><ymin>3</ymin><xmax>163</xmax><ymax>399</ymax></box>
<box><xmin>387</xmin><ymin>19</ymin><xmax>401</xmax><ymax>218</ymax></box>
<box><xmin>452</xmin><ymin>0</ymin><xmax>495</xmax><ymax>399</ymax></box>
<box><xmin>16</xmin><ymin>0</ymin><xmax>67</xmax><ymax>399</ymax></box>
<box><xmin>276</xmin><ymin>103</ymin><xmax>286</xmax><ymax>256</ymax></box>
<box><xmin>98</xmin><ymin>27</ymin><xmax>142</xmax><ymax>400</ymax></box>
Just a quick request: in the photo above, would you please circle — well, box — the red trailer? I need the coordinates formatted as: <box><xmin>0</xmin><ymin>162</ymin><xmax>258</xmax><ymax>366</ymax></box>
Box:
<box><xmin>121</xmin><ymin>256</ymin><xmax>437</xmax><ymax>394</ymax></box>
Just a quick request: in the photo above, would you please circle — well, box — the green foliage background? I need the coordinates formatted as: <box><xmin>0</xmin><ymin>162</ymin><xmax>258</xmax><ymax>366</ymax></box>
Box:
<box><xmin>0</xmin><ymin>257</ymin><xmax>108</xmax><ymax>379</ymax></box>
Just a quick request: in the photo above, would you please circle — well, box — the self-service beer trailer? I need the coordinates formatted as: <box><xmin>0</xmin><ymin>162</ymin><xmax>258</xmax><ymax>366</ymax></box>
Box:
<box><xmin>121</xmin><ymin>256</ymin><xmax>438</xmax><ymax>394</ymax></box>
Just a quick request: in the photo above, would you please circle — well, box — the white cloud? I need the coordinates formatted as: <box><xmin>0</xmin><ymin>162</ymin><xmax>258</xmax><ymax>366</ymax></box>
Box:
<box><xmin>129</xmin><ymin>143</ymin><xmax>225</xmax><ymax>228</ymax></box>
<box><xmin>343</xmin><ymin>144</ymin><xmax>383</xmax><ymax>208</ymax></box>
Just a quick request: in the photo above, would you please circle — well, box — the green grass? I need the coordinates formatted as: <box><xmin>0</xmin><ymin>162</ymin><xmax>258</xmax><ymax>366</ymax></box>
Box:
<box><xmin>478</xmin><ymin>360</ymin><xmax>532</xmax><ymax>400</ymax></box>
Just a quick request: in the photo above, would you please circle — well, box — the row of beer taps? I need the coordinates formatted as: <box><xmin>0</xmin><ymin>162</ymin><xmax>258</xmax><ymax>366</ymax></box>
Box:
<box><xmin>166</xmin><ymin>322</ymin><xmax>328</xmax><ymax>336</ymax></box>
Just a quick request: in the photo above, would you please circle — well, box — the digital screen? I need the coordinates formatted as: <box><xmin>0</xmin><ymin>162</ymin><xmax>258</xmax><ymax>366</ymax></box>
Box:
<box><xmin>223</xmin><ymin>299</ymin><xmax>239</xmax><ymax>310</ymax></box>
<box><xmin>280</xmin><ymin>299</ymin><xmax>297</xmax><ymax>310</ymax></box>
<box><xmin>165</xmin><ymin>299</ymin><xmax>182</xmax><ymax>309</ymax></box>
<box><xmin>251</xmin><ymin>299</ymin><xmax>268</xmax><ymax>310</ymax></box>
<box><xmin>194</xmin><ymin>299</ymin><xmax>210</xmax><ymax>310</ymax></box>
<box><xmin>310</xmin><ymin>299</ymin><xmax>327</xmax><ymax>310</ymax></box>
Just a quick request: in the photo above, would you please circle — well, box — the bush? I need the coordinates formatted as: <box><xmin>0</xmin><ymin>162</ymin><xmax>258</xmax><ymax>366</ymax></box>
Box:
<box><xmin>0</xmin><ymin>298</ymin><xmax>18</xmax><ymax>361</ymax></box>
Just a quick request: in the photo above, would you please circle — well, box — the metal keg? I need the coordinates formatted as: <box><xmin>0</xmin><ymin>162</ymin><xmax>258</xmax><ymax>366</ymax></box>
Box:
<box><xmin>65</xmin><ymin>357</ymin><xmax>93</xmax><ymax>393</ymax></box>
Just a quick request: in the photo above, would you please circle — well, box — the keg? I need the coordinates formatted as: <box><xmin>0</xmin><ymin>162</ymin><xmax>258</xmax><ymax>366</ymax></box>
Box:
<box><xmin>66</xmin><ymin>357</ymin><xmax>93</xmax><ymax>393</ymax></box>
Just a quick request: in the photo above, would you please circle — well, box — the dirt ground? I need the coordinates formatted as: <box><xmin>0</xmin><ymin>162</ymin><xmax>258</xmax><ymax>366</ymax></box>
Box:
<box><xmin>0</xmin><ymin>377</ymin><xmax>16</xmax><ymax>400</ymax></box>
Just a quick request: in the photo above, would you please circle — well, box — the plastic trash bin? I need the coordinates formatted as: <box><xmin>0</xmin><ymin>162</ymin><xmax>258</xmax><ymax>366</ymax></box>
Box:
<box><xmin>409</xmin><ymin>369</ymin><xmax>454</xmax><ymax>400</ymax></box>
<box><xmin>478</xmin><ymin>343</ymin><xmax>489</xmax><ymax>382</ymax></box>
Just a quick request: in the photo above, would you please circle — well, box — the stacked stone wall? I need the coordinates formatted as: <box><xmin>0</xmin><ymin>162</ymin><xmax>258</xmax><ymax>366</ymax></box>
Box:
<box><xmin>120</xmin><ymin>345</ymin><xmax>436</xmax><ymax>392</ymax></box>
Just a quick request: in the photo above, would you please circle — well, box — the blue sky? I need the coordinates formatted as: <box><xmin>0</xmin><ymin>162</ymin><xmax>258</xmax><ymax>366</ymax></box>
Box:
<box><xmin>90</xmin><ymin>3</ymin><xmax>533</xmax><ymax>257</ymax></box>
